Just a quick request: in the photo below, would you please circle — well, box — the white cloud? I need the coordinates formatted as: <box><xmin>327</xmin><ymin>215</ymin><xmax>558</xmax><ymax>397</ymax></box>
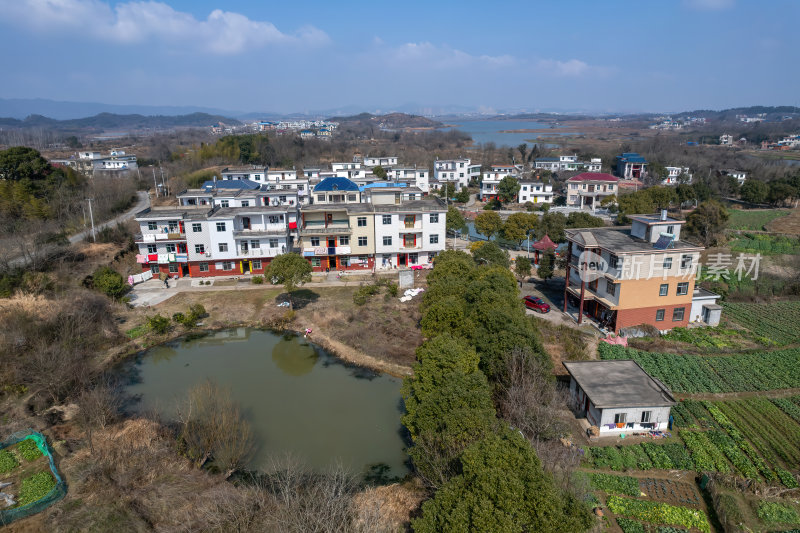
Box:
<box><xmin>0</xmin><ymin>0</ymin><xmax>329</xmax><ymax>54</ymax></box>
<box><xmin>386</xmin><ymin>42</ymin><xmax>515</xmax><ymax>69</ymax></box>
<box><xmin>682</xmin><ymin>0</ymin><xmax>735</xmax><ymax>11</ymax></box>
<box><xmin>537</xmin><ymin>58</ymin><xmax>590</xmax><ymax>76</ymax></box>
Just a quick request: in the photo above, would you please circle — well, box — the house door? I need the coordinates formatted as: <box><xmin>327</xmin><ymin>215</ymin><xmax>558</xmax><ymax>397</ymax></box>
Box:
<box><xmin>329</xmin><ymin>256</ymin><xmax>337</xmax><ymax>269</ymax></box>
<box><xmin>398</xmin><ymin>254</ymin><xmax>407</xmax><ymax>266</ymax></box>
<box><xmin>242</xmin><ymin>261</ymin><xmax>251</xmax><ymax>274</ymax></box>
<box><xmin>584</xmin><ymin>396</ymin><xmax>590</xmax><ymax>416</ymax></box>
<box><xmin>181</xmin><ymin>264</ymin><xmax>189</xmax><ymax>277</ymax></box>
<box><xmin>702</xmin><ymin>306</ymin><xmax>710</xmax><ymax>323</ymax></box>
<box><xmin>242</xmin><ymin>217</ymin><xmax>251</xmax><ymax>230</ymax></box>
<box><xmin>328</xmin><ymin>237</ymin><xmax>336</xmax><ymax>248</ymax></box>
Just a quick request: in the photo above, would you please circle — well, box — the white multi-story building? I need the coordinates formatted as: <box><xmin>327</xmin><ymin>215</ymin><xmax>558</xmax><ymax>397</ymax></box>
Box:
<box><xmin>480</xmin><ymin>164</ymin><xmax>520</xmax><ymax>200</ymax></box>
<box><xmin>534</xmin><ymin>155</ymin><xmax>602</xmax><ymax>172</ymax></box>
<box><xmin>363</xmin><ymin>156</ymin><xmax>398</xmax><ymax>168</ymax></box>
<box><xmin>373</xmin><ymin>197</ymin><xmax>446</xmax><ymax>269</ymax></box>
<box><xmin>267</xmin><ymin>168</ymin><xmax>298</xmax><ymax>182</ymax></box>
<box><xmin>221</xmin><ymin>166</ymin><xmax>268</xmax><ymax>181</ymax></box>
<box><xmin>388</xmin><ymin>167</ymin><xmax>430</xmax><ymax>192</ymax></box>
<box><xmin>720</xmin><ymin>134</ymin><xmax>735</xmax><ymax>146</ymax></box>
<box><xmin>662</xmin><ymin>166</ymin><xmax>692</xmax><ymax>185</ymax></box>
<box><xmin>433</xmin><ymin>158</ymin><xmax>481</xmax><ymax>189</ymax></box>
<box><xmin>566</xmin><ymin>173</ymin><xmax>619</xmax><ymax>211</ymax></box>
<box><xmin>517</xmin><ymin>180</ymin><xmax>553</xmax><ymax>204</ymax></box>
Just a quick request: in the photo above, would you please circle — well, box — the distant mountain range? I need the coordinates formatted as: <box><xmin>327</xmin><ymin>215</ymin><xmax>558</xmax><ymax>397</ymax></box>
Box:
<box><xmin>0</xmin><ymin>112</ymin><xmax>240</xmax><ymax>133</ymax></box>
<box><xmin>326</xmin><ymin>112</ymin><xmax>442</xmax><ymax>129</ymax></box>
<box><xmin>0</xmin><ymin>98</ymin><xmax>245</xmax><ymax>121</ymax></box>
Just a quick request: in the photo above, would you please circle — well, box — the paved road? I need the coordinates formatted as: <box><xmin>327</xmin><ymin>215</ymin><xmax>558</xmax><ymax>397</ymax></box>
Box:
<box><xmin>70</xmin><ymin>190</ymin><xmax>150</xmax><ymax>244</ymax></box>
<box><xmin>7</xmin><ymin>191</ymin><xmax>151</xmax><ymax>269</ymax></box>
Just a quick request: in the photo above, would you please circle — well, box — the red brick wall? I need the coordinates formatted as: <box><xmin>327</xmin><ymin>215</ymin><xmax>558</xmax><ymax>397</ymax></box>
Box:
<box><xmin>615</xmin><ymin>303</ymin><xmax>690</xmax><ymax>332</ymax></box>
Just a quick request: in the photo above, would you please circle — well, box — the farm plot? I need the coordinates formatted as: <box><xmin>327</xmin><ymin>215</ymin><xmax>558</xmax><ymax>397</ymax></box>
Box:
<box><xmin>599</xmin><ymin>343</ymin><xmax>800</xmax><ymax>393</ymax></box>
<box><xmin>607</xmin><ymin>496</ymin><xmax>711</xmax><ymax>533</ymax></box>
<box><xmin>728</xmin><ymin>233</ymin><xmax>800</xmax><ymax>255</ymax></box>
<box><xmin>587</xmin><ymin>443</ymin><xmax>693</xmax><ymax>472</ymax></box>
<box><xmin>727</xmin><ymin>209</ymin><xmax>790</xmax><ymax>231</ymax></box>
<box><xmin>722</xmin><ymin>301</ymin><xmax>800</xmax><ymax>346</ymax></box>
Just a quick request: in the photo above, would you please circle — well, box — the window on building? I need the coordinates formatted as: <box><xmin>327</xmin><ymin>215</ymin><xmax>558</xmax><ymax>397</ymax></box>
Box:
<box><xmin>357</xmin><ymin>216</ymin><xmax>367</xmax><ymax>227</ymax></box>
<box><xmin>168</xmin><ymin>221</ymin><xmax>179</xmax><ymax>232</ymax></box>
<box><xmin>681</xmin><ymin>254</ymin><xmax>693</xmax><ymax>269</ymax></box>
<box><xmin>166</xmin><ymin>243</ymin><xmax>176</xmax><ymax>253</ymax></box>
<box><xmin>348</xmin><ymin>194</ymin><xmax>356</xmax><ymax>202</ymax></box>
<box><xmin>358</xmin><ymin>236</ymin><xmax>367</xmax><ymax>246</ymax></box>
<box><xmin>279</xmin><ymin>196</ymin><xmax>287</xmax><ymax>203</ymax></box>
<box><xmin>339</xmin><ymin>236</ymin><xmax>349</xmax><ymax>246</ymax></box>
<box><xmin>219</xmin><ymin>243</ymin><xmax>228</xmax><ymax>252</ymax></box>
<box><xmin>666</xmin><ymin>225</ymin><xmax>675</xmax><ymax>235</ymax></box>
<box><xmin>147</xmin><ymin>244</ymin><xmax>157</xmax><ymax>254</ymax></box>
<box><xmin>195</xmin><ymin>244</ymin><xmax>205</xmax><ymax>254</ymax></box>
<box><xmin>673</xmin><ymin>307</ymin><xmax>685</xmax><ymax>321</ymax></box>
<box><xmin>614</xmin><ymin>413</ymin><xmax>627</xmax><ymax>424</ymax></box>
<box><xmin>663</xmin><ymin>257</ymin><xmax>672</xmax><ymax>270</ymax></box>
<box><xmin>216</xmin><ymin>222</ymin><xmax>226</xmax><ymax>232</ymax></box>
<box><xmin>430</xmin><ymin>213</ymin><xmax>439</xmax><ymax>223</ymax></box>
<box><xmin>311</xmin><ymin>237</ymin><xmax>320</xmax><ymax>247</ymax></box>
<box><xmin>655</xmin><ymin>309</ymin><xmax>665</xmax><ymax>321</ymax></box>
<box><xmin>199</xmin><ymin>262</ymin><xmax>208</xmax><ymax>272</ymax></box>
<box><xmin>409</xmin><ymin>253</ymin><xmax>418</xmax><ymax>264</ymax></box>
<box><xmin>382</xmin><ymin>215</ymin><xmax>392</xmax><ymax>225</ymax></box>
<box><xmin>168</xmin><ymin>264</ymin><xmax>178</xmax><ymax>274</ymax></box>
<box><xmin>220</xmin><ymin>200</ymin><xmax>229</xmax><ymax>208</ymax></box>
<box><xmin>606</xmin><ymin>280</ymin><xmax>617</xmax><ymax>296</ymax></box>
<box><xmin>659</xmin><ymin>284</ymin><xmax>669</xmax><ymax>296</ymax></box>
<box><xmin>241</xmin><ymin>200</ymin><xmax>249</xmax><ymax>207</ymax></box>
<box><xmin>221</xmin><ymin>261</ymin><xmax>233</xmax><ymax>270</ymax></box>
<box><xmin>251</xmin><ymin>240</ymin><xmax>260</xmax><ymax>249</ymax></box>
<box><xmin>383</xmin><ymin>236</ymin><xmax>392</xmax><ymax>246</ymax></box>
<box><xmin>150</xmin><ymin>265</ymin><xmax>160</xmax><ymax>274</ymax></box>
<box><xmin>609</xmin><ymin>254</ymin><xmax>619</xmax><ymax>269</ymax></box>
<box><xmin>269</xmin><ymin>238</ymin><xmax>279</xmax><ymax>248</ymax></box>
<box><xmin>253</xmin><ymin>260</ymin><xmax>262</xmax><ymax>270</ymax></box>
<box><xmin>311</xmin><ymin>258</ymin><xmax>321</xmax><ymax>267</ymax></box>
<box><xmin>641</xmin><ymin>411</ymin><xmax>652</xmax><ymax>423</ymax></box>
<box><xmin>677</xmin><ymin>282</ymin><xmax>689</xmax><ymax>296</ymax></box>
<box><xmin>192</xmin><ymin>223</ymin><xmax>202</xmax><ymax>232</ymax></box>
<box><xmin>147</xmin><ymin>221</ymin><xmax>157</xmax><ymax>230</ymax></box>
<box><xmin>430</xmin><ymin>234</ymin><xmax>439</xmax><ymax>244</ymax></box>
<box><xmin>317</xmin><ymin>194</ymin><xmax>325</xmax><ymax>202</ymax></box>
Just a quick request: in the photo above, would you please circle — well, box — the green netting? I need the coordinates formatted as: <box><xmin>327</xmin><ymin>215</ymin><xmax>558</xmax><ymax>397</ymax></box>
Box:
<box><xmin>0</xmin><ymin>430</ymin><xmax>66</xmax><ymax>526</ymax></box>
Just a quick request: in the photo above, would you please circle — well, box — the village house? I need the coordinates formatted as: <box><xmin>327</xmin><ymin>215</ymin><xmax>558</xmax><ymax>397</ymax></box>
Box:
<box><xmin>363</xmin><ymin>155</ymin><xmax>399</xmax><ymax>168</ymax></box>
<box><xmin>720</xmin><ymin>134</ymin><xmax>735</xmax><ymax>146</ymax></box>
<box><xmin>565</xmin><ymin>173</ymin><xmax>619</xmax><ymax>211</ymax></box>
<box><xmin>517</xmin><ymin>180</ymin><xmax>554</xmax><ymax>204</ymax></box>
<box><xmin>616</xmin><ymin>153</ymin><xmax>648</xmax><ymax>180</ymax></box>
<box><xmin>372</xmin><ymin>196</ymin><xmax>447</xmax><ymax>270</ymax></box>
<box><xmin>388</xmin><ymin>166</ymin><xmax>430</xmax><ymax>192</ymax></box>
<box><xmin>720</xmin><ymin>169</ymin><xmax>747</xmax><ymax>185</ymax></box>
<box><xmin>534</xmin><ymin>155</ymin><xmax>602</xmax><ymax>172</ymax></box>
<box><xmin>433</xmin><ymin>158</ymin><xmax>481</xmax><ymax>189</ymax></box>
<box><xmin>311</xmin><ymin>177</ymin><xmax>362</xmax><ymax>204</ymax></box>
<box><xmin>221</xmin><ymin>166</ymin><xmax>267</xmax><ymax>181</ymax></box>
<box><xmin>563</xmin><ymin>211</ymin><xmax>718</xmax><ymax>333</ymax></box>
<box><xmin>662</xmin><ymin>166</ymin><xmax>692</xmax><ymax>185</ymax></box>
<box><xmin>563</xmin><ymin>360</ymin><xmax>676</xmax><ymax>435</ymax></box>
<box><xmin>479</xmin><ymin>164</ymin><xmax>521</xmax><ymax>200</ymax></box>
<box><xmin>298</xmin><ymin>204</ymin><xmax>375</xmax><ymax>272</ymax></box>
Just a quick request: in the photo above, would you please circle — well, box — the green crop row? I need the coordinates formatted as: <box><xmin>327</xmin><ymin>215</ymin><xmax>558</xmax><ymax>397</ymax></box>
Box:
<box><xmin>588</xmin><ymin>473</ymin><xmax>640</xmax><ymax>496</ymax></box>
<box><xmin>599</xmin><ymin>343</ymin><xmax>800</xmax><ymax>393</ymax></box>
<box><xmin>722</xmin><ymin>301</ymin><xmax>800</xmax><ymax>346</ymax></box>
<box><xmin>606</xmin><ymin>495</ymin><xmax>710</xmax><ymax>533</ymax></box>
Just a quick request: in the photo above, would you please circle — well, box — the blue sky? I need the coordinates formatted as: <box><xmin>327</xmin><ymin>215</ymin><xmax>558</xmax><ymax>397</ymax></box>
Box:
<box><xmin>0</xmin><ymin>0</ymin><xmax>797</xmax><ymax>114</ymax></box>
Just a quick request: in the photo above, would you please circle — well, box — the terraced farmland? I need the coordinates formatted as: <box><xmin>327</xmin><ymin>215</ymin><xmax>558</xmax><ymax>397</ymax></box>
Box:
<box><xmin>722</xmin><ymin>301</ymin><xmax>800</xmax><ymax>346</ymax></box>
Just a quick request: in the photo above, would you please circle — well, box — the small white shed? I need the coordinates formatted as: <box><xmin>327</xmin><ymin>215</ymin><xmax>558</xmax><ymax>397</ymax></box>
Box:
<box><xmin>563</xmin><ymin>360</ymin><xmax>676</xmax><ymax>434</ymax></box>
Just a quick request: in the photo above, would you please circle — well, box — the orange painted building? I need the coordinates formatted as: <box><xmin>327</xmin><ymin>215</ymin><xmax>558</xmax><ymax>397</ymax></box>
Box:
<box><xmin>563</xmin><ymin>212</ymin><xmax>711</xmax><ymax>333</ymax></box>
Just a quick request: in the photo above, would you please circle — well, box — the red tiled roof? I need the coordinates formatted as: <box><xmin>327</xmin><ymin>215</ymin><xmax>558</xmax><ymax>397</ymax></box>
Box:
<box><xmin>567</xmin><ymin>172</ymin><xmax>619</xmax><ymax>183</ymax></box>
<box><xmin>532</xmin><ymin>234</ymin><xmax>557</xmax><ymax>251</ymax></box>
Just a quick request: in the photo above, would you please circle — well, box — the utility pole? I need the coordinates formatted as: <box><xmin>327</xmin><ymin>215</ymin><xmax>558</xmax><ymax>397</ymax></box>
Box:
<box><xmin>153</xmin><ymin>167</ymin><xmax>159</xmax><ymax>198</ymax></box>
<box><xmin>86</xmin><ymin>198</ymin><xmax>96</xmax><ymax>242</ymax></box>
<box><xmin>160</xmin><ymin>166</ymin><xmax>166</xmax><ymax>196</ymax></box>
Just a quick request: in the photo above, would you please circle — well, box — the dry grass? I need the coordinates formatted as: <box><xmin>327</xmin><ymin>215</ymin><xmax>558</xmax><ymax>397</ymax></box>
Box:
<box><xmin>766</xmin><ymin>208</ymin><xmax>800</xmax><ymax>234</ymax></box>
<box><xmin>352</xmin><ymin>480</ymin><xmax>427</xmax><ymax>532</ymax></box>
<box><xmin>534</xmin><ymin>318</ymin><xmax>593</xmax><ymax>374</ymax></box>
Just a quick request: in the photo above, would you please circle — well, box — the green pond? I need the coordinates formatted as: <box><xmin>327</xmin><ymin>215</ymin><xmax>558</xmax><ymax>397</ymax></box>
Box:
<box><xmin>123</xmin><ymin>328</ymin><xmax>408</xmax><ymax>478</ymax></box>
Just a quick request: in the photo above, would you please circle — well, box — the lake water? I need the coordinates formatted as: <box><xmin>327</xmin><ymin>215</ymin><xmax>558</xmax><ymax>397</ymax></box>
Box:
<box><xmin>441</xmin><ymin>119</ymin><xmax>571</xmax><ymax>147</ymax></box>
<box><xmin>123</xmin><ymin>328</ymin><xmax>408</xmax><ymax>478</ymax></box>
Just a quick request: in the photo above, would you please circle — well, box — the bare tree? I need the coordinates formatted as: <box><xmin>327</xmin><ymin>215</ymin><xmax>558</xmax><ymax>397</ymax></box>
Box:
<box><xmin>178</xmin><ymin>380</ymin><xmax>255</xmax><ymax>478</ymax></box>
<box><xmin>77</xmin><ymin>379</ymin><xmax>122</xmax><ymax>454</ymax></box>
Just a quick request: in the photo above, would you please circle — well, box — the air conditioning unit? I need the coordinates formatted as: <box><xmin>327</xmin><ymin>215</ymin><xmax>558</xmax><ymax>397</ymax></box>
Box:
<box><xmin>204</xmin><ymin>252</ymin><xmax>211</xmax><ymax>257</ymax></box>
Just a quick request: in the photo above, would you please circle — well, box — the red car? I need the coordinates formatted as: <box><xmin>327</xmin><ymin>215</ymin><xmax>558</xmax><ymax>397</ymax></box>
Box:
<box><xmin>523</xmin><ymin>295</ymin><xmax>550</xmax><ymax>313</ymax></box>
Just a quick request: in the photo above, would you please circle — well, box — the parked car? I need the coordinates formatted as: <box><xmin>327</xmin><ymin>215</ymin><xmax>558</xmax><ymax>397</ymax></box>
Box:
<box><xmin>523</xmin><ymin>295</ymin><xmax>550</xmax><ymax>313</ymax></box>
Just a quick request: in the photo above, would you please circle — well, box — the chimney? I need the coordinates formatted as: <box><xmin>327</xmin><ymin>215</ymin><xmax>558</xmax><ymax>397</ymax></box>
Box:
<box><xmin>660</xmin><ymin>209</ymin><xmax>668</xmax><ymax>221</ymax></box>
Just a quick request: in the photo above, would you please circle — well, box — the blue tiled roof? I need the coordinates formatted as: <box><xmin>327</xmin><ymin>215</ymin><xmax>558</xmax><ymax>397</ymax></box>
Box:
<box><xmin>359</xmin><ymin>182</ymin><xmax>409</xmax><ymax>192</ymax></box>
<box><xmin>313</xmin><ymin>177</ymin><xmax>360</xmax><ymax>192</ymax></box>
<box><xmin>617</xmin><ymin>153</ymin><xmax>647</xmax><ymax>163</ymax></box>
<box><xmin>202</xmin><ymin>179</ymin><xmax>262</xmax><ymax>190</ymax></box>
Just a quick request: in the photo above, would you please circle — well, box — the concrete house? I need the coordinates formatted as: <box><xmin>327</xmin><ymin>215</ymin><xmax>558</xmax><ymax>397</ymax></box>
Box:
<box><xmin>566</xmin><ymin>173</ymin><xmax>619</xmax><ymax>211</ymax></box>
<box><xmin>564</xmin><ymin>360</ymin><xmax>676</xmax><ymax>435</ymax></box>
<box><xmin>616</xmin><ymin>153</ymin><xmax>648</xmax><ymax>180</ymax></box>
<box><xmin>518</xmin><ymin>180</ymin><xmax>554</xmax><ymax>204</ymax></box>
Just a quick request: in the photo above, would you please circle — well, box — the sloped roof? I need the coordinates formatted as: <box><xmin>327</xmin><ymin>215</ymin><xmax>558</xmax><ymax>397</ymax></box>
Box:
<box><xmin>567</xmin><ymin>172</ymin><xmax>619</xmax><ymax>183</ymax></box>
<box><xmin>532</xmin><ymin>234</ymin><xmax>557</xmax><ymax>251</ymax></box>
<box><xmin>313</xmin><ymin>177</ymin><xmax>360</xmax><ymax>192</ymax></box>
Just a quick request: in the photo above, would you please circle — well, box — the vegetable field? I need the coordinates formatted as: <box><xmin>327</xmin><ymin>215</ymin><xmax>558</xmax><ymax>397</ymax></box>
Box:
<box><xmin>598</xmin><ymin>343</ymin><xmax>800</xmax><ymax>393</ymax></box>
<box><xmin>722</xmin><ymin>301</ymin><xmax>800</xmax><ymax>346</ymax></box>
<box><xmin>728</xmin><ymin>232</ymin><xmax>800</xmax><ymax>255</ymax></box>
<box><xmin>587</xmin><ymin>399</ymin><xmax>800</xmax><ymax>488</ymax></box>
<box><xmin>726</xmin><ymin>209</ymin><xmax>790</xmax><ymax>231</ymax></box>
<box><xmin>607</xmin><ymin>496</ymin><xmax>710</xmax><ymax>533</ymax></box>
